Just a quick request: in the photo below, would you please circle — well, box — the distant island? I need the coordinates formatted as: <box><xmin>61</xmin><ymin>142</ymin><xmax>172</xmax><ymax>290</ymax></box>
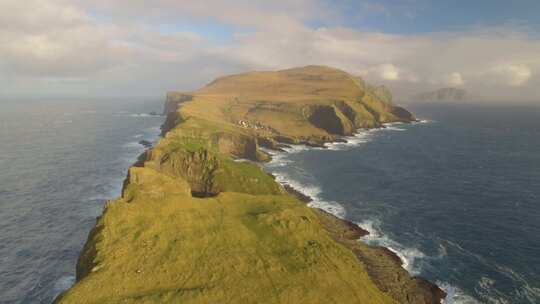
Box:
<box><xmin>55</xmin><ymin>66</ymin><xmax>445</xmax><ymax>304</ymax></box>
<box><xmin>416</xmin><ymin>87</ymin><xmax>466</xmax><ymax>102</ymax></box>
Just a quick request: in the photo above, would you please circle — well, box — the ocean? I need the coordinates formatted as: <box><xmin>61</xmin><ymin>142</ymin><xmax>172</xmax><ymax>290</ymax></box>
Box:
<box><xmin>0</xmin><ymin>98</ymin><xmax>164</xmax><ymax>303</ymax></box>
<box><xmin>264</xmin><ymin>102</ymin><xmax>540</xmax><ymax>304</ymax></box>
<box><xmin>1</xmin><ymin>100</ymin><xmax>539</xmax><ymax>303</ymax></box>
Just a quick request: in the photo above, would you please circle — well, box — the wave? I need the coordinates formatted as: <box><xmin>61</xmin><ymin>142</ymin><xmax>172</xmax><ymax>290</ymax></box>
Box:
<box><xmin>437</xmin><ymin>282</ymin><xmax>480</xmax><ymax>304</ymax></box>
<box><xmin>261</xmin><ymin>148</ymin><xmax>292</xmax><ymax>168</ymax></box>
<box><xmin>324</xmin><ymin>123</ymin><xmax>415</xmax><ymax>151</ymax></box>
<box><xmin>356</xmin><ymin>219</ymin><xmax>425</xmax><ymax>274</ymax></box>
<box><xmin>113</xmin><ymin>112</ymin><xmax>162</xmax><ymax>118</ymax></box>
<box><xmin>415</xmin><ymin>119</ymin><xmax>436</xmax><ymax>124</ymax></box>
<box><xmin>325</xmin><ymin>131</ymin><xmax>373</xmax><ymax>151</ymax></box>
<box><xmin>264</xmin><ymin>145</ymin><xmax>347</xmax><ymax>218</ymax></box>
<box><xmin>281</xmin><ymin>144</ymin><xmax>315</xmax><ymax>154</ymax></box>
<box><xmin>129</xmin><ymin>113</ymin><xmax>153</xmax><ymax>117</ymax></box>
<box><xmin>122</xmin><ymin>141</ymin><xmax>144</xmax><ymax>149</ymax></box>
<box><xmin>382</xmin><ymin>122</ymin><xmax>407</xmax><ymax>131</ymax></box>
<box><xmin>384</xmin><ymin>126</ymin><xmax>406</xmax><ymax>131</ymax></box>
<box><xmin>357</xmin><ymin>220</ymin><xmax>512</xmax><ymax>304</ymax></box>
<box><xmin>440</xmin><ymin>238</ymin><xmax>540</xmax><ymax>303</ymax></box>
<box><xmin>108</xmin><ymin>123</ymin><xmax>162</xmax><ymax>197</ymax></box>
<box><xmin>263</xmin><ymin>120</ymin><xmax>540</xmax><ymax>304</ymax></box>
<box><xmin>271</xmin><ymin>170</ymin><xmax>346</xmax><ymax>218</ymax></box>
<box><xmin>262</xmin><ymin>123</ymin><xmax>493</xmax><ymax>304</ymax></box>
<box><xmin>53</xmin><ymin>275</ymin><xmax>75</xmax><ymax>294</ymax></box>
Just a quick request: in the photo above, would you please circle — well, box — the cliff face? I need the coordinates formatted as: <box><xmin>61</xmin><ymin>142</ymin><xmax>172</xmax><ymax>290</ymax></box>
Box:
<box><xmin>162</xmin><ymin>92</ymin><xmax>192</xmax><ymax>115</ymax></box>
<box><xmin>56</xmin><ymin>66</ymin><xmax>443</xmax><ymax>304</ymax></box>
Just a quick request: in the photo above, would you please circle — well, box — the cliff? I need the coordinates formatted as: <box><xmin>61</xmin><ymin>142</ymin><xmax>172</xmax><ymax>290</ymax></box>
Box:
<box><xmin>56</xmin><ymin>66</ymin><xmax>444</xmax><ymax>304</ymax></box>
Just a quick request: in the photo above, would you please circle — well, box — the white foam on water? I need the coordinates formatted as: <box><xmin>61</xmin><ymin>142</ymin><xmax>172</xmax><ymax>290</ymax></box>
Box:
<box><xmin>260</xmin><ymin>122</ymin><xmax>489</xmax><ymax>304</ymax></box>
<box><xmin>438</xmin><ymin>282</ymin><xmax>480</xmax><ymax>304</ymax></box>
<box><xmin>53</xmin><ymin>275</ymin><xmax>75</xmax><ymax>293</ymax></box>
<box><xmin>260</xmin><ymin>148</ymin><xmax>293</xmax><ymax>168</ymax></box>
<box><xmin>263</xmin><ymin>121</ymin><xmax>494</xmax><ymax>304</ymax></box>
<box><xmin>415</xmin><ymin>119</ymin><xmax>436</xmax><ymax>124</ymax></box>
<box><xmin>128</xmin><ymin>113</ymin><xmax>152</xmax><ymax>117</ymax></box>
<box><xmin>113</xmin><ymin>112</ymin><xmax>161</xmax><ymax>118</ymax></box>
<box><xmin>281</xmin><ymin>144</ymin><xmax>312</xmax><ymax>154</ymax></box>
<box><xmin>148</xmin><ymin>126</ymin><xmax>161</xmax><ymax>133</ymax></box>
<box><xmin>385</xmin><ymin>126</ymin><xmax>406</xmax><ymax>131</ymax></box>
<box><xmin>324</xmin><ymin>131</ymin><xmax>373</xmax><ymax>151</ymax></box>
<box><xmin>271</xmin><ymin>170</ymin><xmax>346</xmax><ymax>219</ymax></box>
<box><xmin>109</xmin><ymin>119</ymin><xmax>162</xmax><ymax>196</ymax></box>
<box><xmin>122</xmin><ymin>141</ymin><xmax>143</xmax><ymax>148</ymax></box>
<box><xmin>441</xmin><ymin>238</ymin><xmax>540</xmax><ymax>303</ymax></box>
<box><xmin>382</xmin><ymin>122</ymin><xmax>407</xmax><ymax>131</ymax></box>
<box><xmin>490</xmin><ymin>264</ymin><xmax>540</xmax><ymax>303</ymax></box>
<box><xmin>356</xmin><ymin>219</ymin><xmax>425</xmax><ymax>274</ymax></box>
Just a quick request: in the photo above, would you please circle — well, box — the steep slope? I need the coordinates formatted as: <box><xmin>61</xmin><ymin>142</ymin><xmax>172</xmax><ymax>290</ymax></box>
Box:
<box><xmin>56</xmin><ymin>66</ymin><xmax>443</xmax><ymax>304</ymax></box>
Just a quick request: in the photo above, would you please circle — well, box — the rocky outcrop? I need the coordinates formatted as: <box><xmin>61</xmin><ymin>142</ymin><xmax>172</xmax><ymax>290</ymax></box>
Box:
<box><xmin>314</xmin><ymin>209</ymin><xmax>446</xmax><ymax>304</ymax></box>
<box><xmin>213</xmin><ymin>132</ymin><xmax>259</xmax><ymax>161</ymax></box>
<box><xmin>160</xmin><ymin>110</ymin><xmax>183</xmax><ymax>136</ymax></box>
<box><xmin>163</xmin><ymin>92</ymin><xmax>192</xmax><ymax>115</ymax></box>
<box><xmin>161</xmin><ymin>93</ymin><xmax>192</xmax><ymax>136</ymax></box>
<box><xmin>390</xmin><ymin>106</ymin><xmax>416</xmax><ymax>122</ymax></box>
<box><xmin>306</xmin><ymin>105</ymin><xmax>349</xmax><ymax>135</ymax></box>
<box><xmin>154</xmin><ymin>149</ymin><xmax>220</xmax><ymax>197</ymax></box>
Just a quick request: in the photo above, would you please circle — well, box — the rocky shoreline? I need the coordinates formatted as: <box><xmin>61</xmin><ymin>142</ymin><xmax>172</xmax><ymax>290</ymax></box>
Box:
<box><xmin>57</xmin><ymin>66</ymin><xmax>447</xmax><ymax>304</ymax></box>
<box><xmin>267</xmin><ymin>140</ymin><xmax>446</xmax><ymax>304</ymax></box>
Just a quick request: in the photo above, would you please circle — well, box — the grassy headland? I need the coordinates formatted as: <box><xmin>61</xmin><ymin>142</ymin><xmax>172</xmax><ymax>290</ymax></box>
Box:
<box><xmin>56</xmin><ymin>66</ymin><xmax>444</xmax><ymax>303</ymax></box>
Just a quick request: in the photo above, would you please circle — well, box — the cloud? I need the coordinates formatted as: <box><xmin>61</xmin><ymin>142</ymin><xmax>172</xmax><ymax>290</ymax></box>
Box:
<box><xmin>362</xmin><ymin>64</ymin><xmax>401</xmax><ymax>81</ymax></box>
<box><xmin>1</xmin><ymin>0</ymin><xmax>540</xmax><ymax>102</ymax></box>
<box><xmin>0</xmin><ymin>0</ymin><xmax>124</xmax><ymax>77</ymax></box>
<box><xmin>75</xmin><ymin>0</ymin><xmax>333</xmax><ymax>30</ymax></box>
<box><xmin>446</xmin><ymin>72</ymin><xmax>465</xmax><ymax>87</ymax></box>
<box><xmin>378</xmin><ymin>64</ymin><xmax>400</xmax><ymax>80</ymax></box>
<box><xmin>489</xmin><ymin>64</ymin><xmax>532</xmax><ymax>87</ymax></box>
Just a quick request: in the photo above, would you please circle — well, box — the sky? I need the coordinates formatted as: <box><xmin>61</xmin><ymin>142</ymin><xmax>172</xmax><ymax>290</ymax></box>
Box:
<box><xmin>1</xmin><ymin>0</ymin><xmax>540</xmax><ymax>102</ymax></box>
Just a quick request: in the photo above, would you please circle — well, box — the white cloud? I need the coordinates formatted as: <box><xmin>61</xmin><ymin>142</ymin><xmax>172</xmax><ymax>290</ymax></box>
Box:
<box><xmin>379</xmin><ymin>64</ymin><xmax>400</xmax><ymax>80</ymax></box>
<box><xmin>447</xmin><ymin>72</ymin><xmax>465</xmax><ymax>86</ymax></box>
<box><xmin>1</xmin><ymin>0</ymin><xmax>540</xmax><ymax>102</ymax></box>
<box><xmin>364</xmin><ymin>64</ymin><xmax>401</xmax><ymax>81</ymax></box>
<box><xmin>490</xmin><ymin>64</ymin><xmax>532</xmax><ymax>87</ymax></box>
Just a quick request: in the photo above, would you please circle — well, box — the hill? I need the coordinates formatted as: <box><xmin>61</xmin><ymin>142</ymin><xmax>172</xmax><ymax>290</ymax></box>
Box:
<box><xmin>55</xmin><ymin>66</ymin><xmax>444</xmax><ymax>304</ymax></box>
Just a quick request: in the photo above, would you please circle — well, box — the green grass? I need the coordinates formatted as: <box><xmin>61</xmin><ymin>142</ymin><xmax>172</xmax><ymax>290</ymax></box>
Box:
<box><xmin>56</xmin><ymin>65</ymin><xmax>418</xmax><ymax>304</ymax></box>
<box><xmin>57</xmin><ymin>190</ymin><xmax>397</xmax><ymax>304</ymax></box>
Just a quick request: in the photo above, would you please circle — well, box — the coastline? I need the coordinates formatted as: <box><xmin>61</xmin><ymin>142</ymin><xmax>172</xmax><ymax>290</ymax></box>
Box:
<box><xmin>57</xmin><ymin>66</ymin><xmax>447</xmax><ymax>303</ymax></box>
<box><xmin>264</xmin><ymin>133</ymin><xmax>447</xmax><ymax>304</ymax></box>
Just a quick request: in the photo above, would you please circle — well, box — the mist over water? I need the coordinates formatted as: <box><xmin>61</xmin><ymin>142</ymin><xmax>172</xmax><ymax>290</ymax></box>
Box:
<box><xmin>0</xmin><ymin>98</ymin><xmax>163</xmax><ymax>303</ymax></box>
<box><xmin>264</xmin><ymin>103</ymin><xmax>540</xmax><ymax>304</ymax></box>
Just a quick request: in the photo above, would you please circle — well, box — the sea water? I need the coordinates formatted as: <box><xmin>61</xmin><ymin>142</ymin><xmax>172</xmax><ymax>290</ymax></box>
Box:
<box><xmin>264</xmin><ymin>103</ymin><xmax>540</xmax><ymax>304</ymax></box>
<box><xmin>2</xmin><ymin>100</ymin><xmax>539</xmax><ymax>303</ymax></box>
<box><xmin>0</xmin><ymin>98</ymin><xmax>163</xmax><ymax>303</ymax></box>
